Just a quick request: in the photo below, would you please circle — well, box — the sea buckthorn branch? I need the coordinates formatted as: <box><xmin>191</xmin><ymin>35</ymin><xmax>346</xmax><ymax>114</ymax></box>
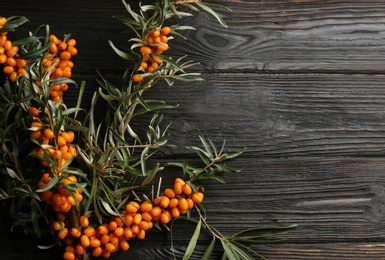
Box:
<box><xmin>0</xmin><ymin>1</ymin><xmax>294</xmax><ymax>260</ymax></box>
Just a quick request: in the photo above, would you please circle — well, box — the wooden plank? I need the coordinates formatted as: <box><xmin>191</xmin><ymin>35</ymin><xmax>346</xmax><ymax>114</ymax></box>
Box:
<box><xmin>118</xmin><ymin>73</ymin><xmax>385</xmax><ymax>157</ymax></box>
<box><xmin>2</xmin><ymin>1</ymin><xmax>385</xmax><ymax>74</ymax></box>
<box><xmin>2</xmin><ymin>157</ymin><xmax>385</xmax><ymax>259</ymax></box>
<box><xmin>169</xmin><ymin>0</ymin><xmax>385</xmax><ymax>73</ymax></box>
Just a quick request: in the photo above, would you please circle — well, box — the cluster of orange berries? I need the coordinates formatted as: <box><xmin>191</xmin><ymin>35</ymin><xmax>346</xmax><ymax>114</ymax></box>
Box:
<box><xmin>39</xmin><ymin>174</ymin><xmax>83</xmax><ymax>214</ymax></box>
<box><xmin>132</xmin><ymin>26</ymin><xmax>171</xmax><ymax>83</ymax></box>
<box><xmin>43</xmin><ymin>34</ymin><xmax>77</xmax><ymax>102</ymax></box>
<box><xmin>0</xmin><ymin>17</ymin><xmax>27</xmax><ymax>82</ymax></box>
<box><xmin>54</xmin><ymin>178</ymin><xmax>204</xmax><ymax>260</ymax></box>
<box><xmin>28</xmin><ymin>104</ymin><xmax>80</xmax><ymax>214</ymax></box>
<box><xmin>29</xmin><ymin>119</ymin><xmax>76</xmax><ymax>168</ymax></box>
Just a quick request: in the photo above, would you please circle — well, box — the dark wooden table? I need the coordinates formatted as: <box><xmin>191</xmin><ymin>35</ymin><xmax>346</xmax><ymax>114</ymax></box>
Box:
<box><xmin>2</xmin><ymin>0</ymin><xmax>385</xmax><ymax>259</ymax></box>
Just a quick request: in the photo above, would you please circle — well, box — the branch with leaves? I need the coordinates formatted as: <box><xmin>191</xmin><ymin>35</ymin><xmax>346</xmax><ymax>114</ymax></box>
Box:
<box><xmin>0</xmin><ymin>1</ymin><xmax>295</xmax><ymax>259</ymax></box>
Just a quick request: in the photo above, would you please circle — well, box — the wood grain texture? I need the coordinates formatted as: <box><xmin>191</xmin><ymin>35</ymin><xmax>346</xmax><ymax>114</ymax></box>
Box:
<box><xmin>1</xmin><ymin>0</ymin><xmax>385</xmax><ymax>259</ymax></box>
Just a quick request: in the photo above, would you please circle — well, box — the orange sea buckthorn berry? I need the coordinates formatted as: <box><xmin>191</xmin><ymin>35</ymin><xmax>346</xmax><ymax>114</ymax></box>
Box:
<box><xmin>67</xmin><ymin>195</ymin><xmax>77</xmax><ymax>206</ymax></box>
<box><xmin>147</xmin><ymin>36</ymin><xmax>154</xmax><ymax>44</ymax></box>
<box><xmin>140</xmin><ymin>61</ymin><xmax>148</xmax><ymax>70</ymax></box>
<box><xmin>97</xmin><ymin>225</ymin><xmax>109</xmax><ymax>236</ymax></box>
<box><xmin>28</xmin><ymin>107</ymin><xmax>39</xmax><ymax>117</ymax></box>
<box><xmin>192</xmin><ymin>192</ymin><xmax>204</xmax><ymax>204</ymax></box>
<box><xmin>52</xmin><ymin>220</ymin><xmax>64</xmax><ymax>231</ymax></box>
<box><xmin>83</xmin><ymin>227</ymin><xmax>96</xmax><ymax>237</ymax></box>
<box><xmin>124</xmin><ymin>214</ymin><xmax>133</xmax><ymax>227</ymax></box>
<box><xmin>153</xmin><ymin>196</ymin><xmax>162</xmax><ymax>206</ymax></box>
<box><xmin>58</xmin><ymin>227</ymin><xmax>69</xmax><ymax>240</ymax></box>
<box><xmin>168</xmin><ymin>198</ymin><xmax>179</xmax><ymax>209</ymax></box>
<box><xmin>161</xmin><ymin>26</ymin><xmax>171</xmax><ymax>36</ymax></box>
<box><xmin>157</xmin><ymin>43</ymin><xmax>168</xmax><ymax>52</ymax></box>
<box><xmin>133</xmin><ymin>213</ymin><xmax>142</xmax><ymax>225</ymax></box>
<box><xmin>178</xmin><ymin>197</ymin><xmax>189</xmax><ymax>212</ymax></box>
<box><xmin>171</xmin><ymin>207</ymin><xmax>180</xmax><ymax>218</ymax></box>
<box><xmin>3</xmin><ymin>65</ymin><xmax>14</xmax><ymax>74</ymax></box>
<box><xmin>63</xmin><ymin>251</ymin><xmax>75</xmax><ymax>260</ymax></box>
<box><xmin>131</xmin><ymin>224</ymin><xmax>140</xmax><ymax>235</ymax></box>
<box><xmin>65</xmin><ymin>246</ymin><xmax>75</xmax><ymax>253</ymax></box>
<box><xmin>140</xmin><ymin>201</ymin><xmax>153</xmax><ymax>212</ymax></box>
<box><xmin>137</xmin><ymin>229</ymin><xmax>146</xmax><ymax>240</ymax></box>
<box><xmin>160</xmin><ymin>196</ymin><xmax>170</xmax><ymax>208</ymax></box>
<box><xmin>79</xmin><ymin>215</ymin><xmax>90</xmax><ymax>227</ymax></box>
<box><xmin>60</xmin><ymin>51</ymin><xmax>71</xmax><ymax>61</ymax></box>
<box><xmin>90</xmin><ymin>238</ymin><xmax>101</xmax><ymax>248</ymax></box>
<box><xmin>0</xmin><ymin>54</ymin><xmax>6</xmax><ymax>64</ymax></box>
<box><xmin>49</xmin><ymin>43</ymin><xmax>58</xmax><ymax>54</ymax></box>
<box><xmin>139</xmin><ymin>220</ymin><xmax>150</xmax><ymax>231</ymax></box>
<box><xmin>0</xmin><ymin>17</ymin><xmax>6</xmax><ymax>26</ymax></box>
<box><xmin>139</xmin><ymin>46</ymin><xmax>152</xmax><ymax>55</ymax></box>
<box><xmin>51</xmin><ymin>193</ymin><xmax>65</xmax><ymax>206</ymax></box>
<box><xmin>108</xmin><ymin>220</ymin><xmax>118</xmax><ymax>232</ymax></box>
<box><xmin>67</xmin><ymin>39</ymin><xmax>76</xmax><ymax>47</ymax></box>
<box><xmin>126</xmin><ymin>203</ymin><xmax>138</xmax><ymax>214</ymax></box>
<box><xmin>63</xmin><ymin>152</ymin><xmax>73</xmax><ymax>161</ymax></box>
<box><xmin>3</xmin><ymin>40</ymin><xmax>11</xmax><ymax>51</ymax></box>
<box><xmin>16</xmin><ymin>58</ymin><xmax>27</xmax><ymax>68</ymax></box>
<box><xmin>62</xmin><ymin>67</ymin><xmax>72</xmax><ymax>78</ymax></box>
<box><xmin>53</xmin><ymin>68</ymin><xmax>63</xmax><ymax>78</ymax></box>
<box><xmin>151</xmin><ymin>30</ymin><xmax>160</xmax><ymax>37</ymax></box>
<box><xmin>49</xmin><ymin>34</ymin><xmax>59</xmax><ymax>44</ymax></box>
<box><xmin>40</xmin><ymin>190</ymin><xmax>53</xmax><ymax>202</ymax></box>
<box><xmin>7</xmin><ymin>46</ymin><xmax>18</xmax><ymax>57</ymax></box>
<box><xmin>164</xmin><ymin>188</ymin><xmax>175</xmax><ymax>199</ymax></box>
<box><xmin>182</xmin><ymin>183</ymin><xmax>192</xmax><ymax>196</ymax></box>
<box><xmin>150</xmin><ymin>206</ymin><xmax>162</xmax><ymax>218</ymax></box>
<box><xmin>124</xmin><ymin>227</ymin><xmax>133</xmax><ymax>240</ymax></box>
<box><xmin>153</xmin><ymin>36</ymin><xmax>161</xmax><ymax>44</ymax></box>
<box><xmin>104</xmin><ymin>243</ymin><xmax>116</xmax><ymax>253</ymax></box>
<box><xmin>70</xmin><ymin>227</ymin><xmax>81</xmax><ymax>238</ymax></box>
<box><xmin>151</xmin><ymin>55</ymin><xmax>163</xmax><ymax>64</ymax></box>
<box><xmin>9</xmin><ymin>71</ymin><xmax>18</xmax><ymax>82</ymax></box>
<box><xmin>17</xmin><ymin>68</ymin><xmax>26</xmax><ymax>76</ymax></box>
<box><xmin>58</xmin><ymin>42</ymin><xmax>67</xmax><ymax>51</ymax></box>
<box><xmin>114</xmin><ymin>226</ymin><xmax>124</xmax><ymax>237</ymax></box>
<box><xmin>43</xmin><ymin>128</ymin><xmax>55</xmax><ymax>139</ymax></box>
<box><xmin>120</xmin><ymin>240</ymin><xmax>130</xmax><ymax>251</ymax></box>
<box><xmin>63</xmin><ymin>175</ymin><xmax>77</xmax><ymax>185</ymax></box>
<box><xmin>58</xmin><ymin>135</ymin><xmax>67</xmax><ymax>147</ymax></box>
<box><xmin>80</xmin><ymin>235</ymin><xmax>90</xmax><ymax>248</ymax></box>
<box><xmin>67</xmin><ymin>46</ymin><xmax>78</xmax><ymax>56</ymax></box>
<box><xmin>100</xmin><ymin>234</ymin><xmax>110</xmax><ymax>245</ymax></box>
<box><xmin>187</xmin><ymin>198</ymin><xmax>194</xmax><ymax>209</ymax></box>
<box><xmin>60</xmin><ymin>201</ymin><xmax>71</xmax><ymax>213</ymax></box>
<box><xmin>92</xmin><ymin>247</ymin><xmax>103</xmax><ymax>257</ymax></box>
<box><xmin>160</xmin><ymin>211</ymin><xmax>171</xmax><ymax>224</ymax></box>
<box><xmin>174</xmin><ymin>177</ymin><xmax>185</xmax><ymax>185</ymax></box>
<box><xmin>6</xmin><ymin>57</ymin><xmax>16</xmax><ymax>67</ymax></box>
<box><xmin>75</xmin><ymin>244</ymin><xmax>85</xmax><ymax>255</ymax></box>
<box><xmin>160</xmin><ymin>35</ymin><xmax>169</xmax><ymax>43</ymax></box>
<box><xmin>63</xmin><ymin>131</ymin><xmax>75</xmax><ymax>143</ymax></box>
<box><xmin>132</xmin><ymin>73</ymin><xmax>144</xmax><ymax>83</ymax></box>
<box><xmin>102</xmin><ymin>250</ymin><xmax>111</xmax><ymax>259</ymax></box>
<box><xmin>141</xmin><ymin>212</ymin><xmax>152</xmax><ymax>222</ymax></box>
<box><xmin>173</xmin><ymin>182</ymin><xmax>183</xmax><ymax>195</ymax></box>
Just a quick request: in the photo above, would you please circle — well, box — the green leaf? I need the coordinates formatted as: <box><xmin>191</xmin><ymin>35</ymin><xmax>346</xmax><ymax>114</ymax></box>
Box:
<box><xmin>140</xmin><ymin>146</ymin><xmax>150</xmax><ymax>176</ymax></box>
<box><xmin>202</xmin><ymin>236</ymin><xmax>216</xmax><ymax>260</ymax></box>
<box><xmin>35</xmin><ymin>174</ymin><xmax>59</xmax><ymax>193</ymax></box>
<box><xmin>196</xmin><ymin>2</ymin><xmax>228</xmax><ymax>28</ymax></box>
<box><xmin>6</xmin><ymin>167</ymin><xmax>22</xmax><ymax>182</ymax></box>
<box><xmin>220</xmin><ymin>239</ymin><xmax>239</xmax><ymax>260</ymax></box>
<box><xmin>108</xmin><ymin>40</ymin><xmax>134</xmax><ymax>61</ymax></box>
<box><xmin>183</xmin><ymin>219</ymin><xmax>202</xmax><ymax>260</ymax></box>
